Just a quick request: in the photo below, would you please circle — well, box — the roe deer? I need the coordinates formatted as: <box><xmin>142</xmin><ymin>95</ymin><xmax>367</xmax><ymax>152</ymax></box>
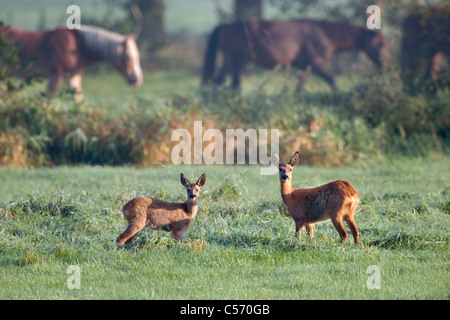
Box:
<box><xmin>117</xmin><ymin>173</ymin><xmax>206</xmax><ymax>245</ymax></box>
<box><xmin>275</xmin><ymin>152</ymin><xmax>360</xmax><ymax>244</ymax></box>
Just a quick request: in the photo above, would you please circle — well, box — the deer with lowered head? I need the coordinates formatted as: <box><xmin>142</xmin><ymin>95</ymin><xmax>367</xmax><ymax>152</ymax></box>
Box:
<box><xmin>117</xmin><ymin>173</ymin><xmax>206</xmax><ymax>245</ymax></box>
<box><xmin>275</xmin><ymin>152</ymin><xmax>360</xmax><ymax>244</ymax></box>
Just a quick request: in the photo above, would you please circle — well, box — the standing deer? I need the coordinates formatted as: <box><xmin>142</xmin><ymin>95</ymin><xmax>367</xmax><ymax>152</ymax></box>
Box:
<box><xmin>117</xmin><ymin>173</ymin><xmax>206</xmax><ymax>245</ymax></box>
<box><xmin>275</xmin><ymin>152</ymin><xmax>360</xmax><ymax>244</ymax></box>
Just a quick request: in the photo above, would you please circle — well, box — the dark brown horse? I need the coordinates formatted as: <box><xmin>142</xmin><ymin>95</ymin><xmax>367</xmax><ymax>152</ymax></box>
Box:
<box><xmin>400</xmin><ymin>5</ymin><xmax>450</xmax><ymax>89</ymax></box>
<box><xmin>202</xmin><ymin>19</ymin><xmax>389</xmax><ymax>91</ymax></box>
<box><xmin>0</xmin><ymin>25</ymin><xmax>143</xmax><ymax>101</ymax></box>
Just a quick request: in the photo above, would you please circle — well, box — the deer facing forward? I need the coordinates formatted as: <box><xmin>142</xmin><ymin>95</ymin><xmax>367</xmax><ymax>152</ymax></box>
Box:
<box><xmin>276</xmin><ymin>152</ymin><xmax>360</xmax><ymax>244</ymax></box>
<box><xmin>117</xmin><ymin>173</ymin><xmax>206</xmax><ymax>245</ymax></box>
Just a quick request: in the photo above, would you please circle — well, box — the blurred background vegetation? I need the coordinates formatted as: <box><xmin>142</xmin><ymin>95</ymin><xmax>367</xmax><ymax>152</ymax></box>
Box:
<box><xmin>0</xmin><ymin>0</ymin><xmax>449</xmax><ymax>167</ymax></box>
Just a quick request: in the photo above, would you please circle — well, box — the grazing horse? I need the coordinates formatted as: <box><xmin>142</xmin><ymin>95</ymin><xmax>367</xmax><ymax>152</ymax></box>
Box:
<box><xmin>0</xmin><ymin>25</ymin><xmax>143</xmax><ymax>101</ymax></box>
<box><xmin>400</xmin><ymin>5</ymin><xmax>450</xmax><ymax>90</ymax></box>
<box><xmin>202</xmin><ymin>19</ymin><xmax>389</xmax><ymax>91</ymax></box>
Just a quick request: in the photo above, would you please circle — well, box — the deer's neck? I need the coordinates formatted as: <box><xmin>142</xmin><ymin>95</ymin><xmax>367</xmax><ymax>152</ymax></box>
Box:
<box><xmin>280</xmin><ymin>181</ymin><xmax>295</xmax><ymax>205</ymax></box>
<box><xmin>184</xmin><ymin>200</ymin><xmax>198</xmax><ymax>216</ymax></box>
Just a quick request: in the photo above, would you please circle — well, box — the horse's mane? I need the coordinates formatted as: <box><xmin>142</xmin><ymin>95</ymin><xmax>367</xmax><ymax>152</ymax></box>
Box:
<box><xmin>77</xmin><ymin>26</ymin><xmax>127</xmax><ymax>62</ymax></box>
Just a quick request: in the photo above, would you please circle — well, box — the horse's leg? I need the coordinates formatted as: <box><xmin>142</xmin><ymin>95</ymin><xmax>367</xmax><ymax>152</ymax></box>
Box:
<box><xmin>213</xmin><ymin>53</ymin><xmax>231</xmax><ymax>87</ymax></box>
<box><xmin>296</xmin><ymin>67</ymin><xmax>311</xmax><ymax>93</ymax></box>
<box><xmin>310</xmin><ymin>62</ymin><xmax>337</xmax><ymax>91</ymax></box>
<box><xmin>69</xmin><ymin>72</ymin><xmax>84</xmax><ymax>102</ymax></box>
<box><xmin>47</xmin><ymin>72</ymin><xmax>65</xmax><ymax>97</ymax></box>
<box><xmin>213</xmin><ymin>62</ymin><xmax>228</xmax><ymax>86</ymax></box>
<box><xmin>231</xmin><ymin>57</ymin><xmax>245</xmax><ymax>90</ymax></box>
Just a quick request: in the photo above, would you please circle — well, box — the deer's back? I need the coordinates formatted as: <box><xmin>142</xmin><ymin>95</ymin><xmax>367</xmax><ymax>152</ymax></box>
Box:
<box><xmin>122</xmin><ymin>196</ymin><xmax>191</xmax><ymax>228</ymax></box>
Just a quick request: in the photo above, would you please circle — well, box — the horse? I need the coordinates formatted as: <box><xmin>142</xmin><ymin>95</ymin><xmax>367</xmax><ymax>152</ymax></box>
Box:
<box><xmin>400</xmin><ymin>5</ymin><xmax>450</xmax><ymax>90</ymax></box>
<box><xmin>0</xmin><ymin>25</ymin><xmax>143</xmax><ymax>101</ymax></box>
<box><xmin>202</xmin><ymin>19</ymin><xmax>389</xmax><ymax>91</ymax></box>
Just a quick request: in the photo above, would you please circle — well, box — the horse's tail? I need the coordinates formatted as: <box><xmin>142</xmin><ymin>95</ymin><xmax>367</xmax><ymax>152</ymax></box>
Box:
<box><xmin>202</xmin><ymin>25</ymin><xmax>222</xmax><ymax>85</ymax></box>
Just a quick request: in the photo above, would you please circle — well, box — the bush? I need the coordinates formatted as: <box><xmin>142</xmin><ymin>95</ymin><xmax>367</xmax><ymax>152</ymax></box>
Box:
<box><xmin>0</xmin><ymin>65</ymin><xmax>447</xmax><ymax>167</ymax></box>
<box><xmin>349</xmin><ymin>70</ymin><xmax>449</xmax><ymax>154</ymax></box>
<box><xmin>211</xmin><ymin>175</ymin><xmax>246</xmax><ymax>202</ymax></box>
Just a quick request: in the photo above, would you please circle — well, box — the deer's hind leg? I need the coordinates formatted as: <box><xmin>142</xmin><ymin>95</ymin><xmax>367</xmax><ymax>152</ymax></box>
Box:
<box><xmin>330</xmin><ymin>215</ymin><xmax>348</xmax><ymax>244</ymax></box>
<box><xmin>117</xmin><ymin>223</ymin><xmax>145</xmax><ymax>245</ymax></box>
<box><xmin>344</xmin><ymin>215</ymin><xmax>359</xmax><ymax>245</ymax></box>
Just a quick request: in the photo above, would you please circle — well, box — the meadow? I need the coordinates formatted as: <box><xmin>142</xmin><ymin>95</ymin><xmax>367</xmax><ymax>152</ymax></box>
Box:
<box><xmin>0</xmin><ymin>150</ymin><xmax>449</xmax><ymax>299</ymax></box>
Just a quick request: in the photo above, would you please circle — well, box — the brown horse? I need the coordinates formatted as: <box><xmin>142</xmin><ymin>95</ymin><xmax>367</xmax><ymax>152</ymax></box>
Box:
<box><xmin>400</xmin><ymin>5</ymin><xmax>450</xmax><ymax>89</ymax></box>
<box><xmin>0</xmin><ymin>25</ymin><xmax>143</xmax><ymax>101</ymax></box>
<box><xmin>202</xmin><ymin>19</ymin><xmax>389</xmax><ymax>91</ymax></box>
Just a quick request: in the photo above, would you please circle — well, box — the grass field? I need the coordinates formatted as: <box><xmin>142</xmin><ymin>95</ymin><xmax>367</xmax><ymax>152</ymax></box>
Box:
<box><xmin>0</xmin><ymin>156</ymin><xmax>449</xmax><ymax>299</ymax></box>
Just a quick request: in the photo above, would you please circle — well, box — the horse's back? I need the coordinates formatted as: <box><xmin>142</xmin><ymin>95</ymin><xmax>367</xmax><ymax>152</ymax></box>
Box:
<box><xmin>1</xmin><ymin>26</ymin><xmax>80</xmax><ymax>72</ymax></box>
<box><xmin>218</xmin><ymin>19</ymin><xmax>310</xmax><ymax>66</ymax></box>
<box><xmin>2</xmin><ymin>27</ymin><xmax>46</xmax><ymax>60</ymax></box>
<box><xmin>246</xmin><ymin>19</ymin><xmax>332</xmax><ymax>65</ymax></box>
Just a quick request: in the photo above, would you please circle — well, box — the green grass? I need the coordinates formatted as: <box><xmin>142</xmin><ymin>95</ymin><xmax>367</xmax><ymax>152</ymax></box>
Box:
<box><xmin>19</xmin><ymin>68</ymin><xmax>353</xmax><ymax>112</ymax></box>
<box><xmin>1</xmin><ymin>157</ymin><xmax>449</xmax><ymax>299</ymax></box>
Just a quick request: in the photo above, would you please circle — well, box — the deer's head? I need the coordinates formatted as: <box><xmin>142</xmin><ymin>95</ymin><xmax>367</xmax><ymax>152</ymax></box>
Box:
<box><xmin>180</xmin><ymin>173</ymin><xmax>206</xmax><ymax>202</ymax></box>
<box><xmin>274</xmin><ymin>152</ymin><xmax>299</xmax><ymax>183</ymax></box>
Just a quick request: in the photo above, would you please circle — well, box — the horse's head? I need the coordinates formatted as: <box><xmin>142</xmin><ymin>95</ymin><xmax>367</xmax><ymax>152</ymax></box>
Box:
<box><xmin>117</xmin><ymin>35</ymin><xmax>143</xmax><ymax>87</ymax></box>
<box><xmin>363</xmin><ymin>30</ymin><xmax>391</xmax><ymax>69</ymax></box>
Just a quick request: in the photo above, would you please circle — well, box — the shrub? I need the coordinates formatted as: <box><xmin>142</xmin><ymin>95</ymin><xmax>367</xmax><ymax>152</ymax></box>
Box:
<box><xmin>211</xmin><ymin>175</ymin><xmax>246</xmax><ymax>202</ymax></box>
<box><xmin>0</xmin><ymin>65</ymin><xmax>447</xmax><ymax>167</ymax></box>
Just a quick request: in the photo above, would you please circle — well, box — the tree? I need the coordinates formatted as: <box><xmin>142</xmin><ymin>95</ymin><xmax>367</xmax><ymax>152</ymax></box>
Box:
<box><xmin>234</xmin><ymin>0</ymin><xmax>263</xmax><ymax>19</ymax></box>
<box><xmin>129</xmin><ymin>0</ymin><xmax>165</xmax><ymax>56</ymax></box>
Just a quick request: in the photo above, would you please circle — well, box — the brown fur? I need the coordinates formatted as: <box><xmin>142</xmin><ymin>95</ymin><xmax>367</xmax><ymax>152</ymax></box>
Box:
<box><xmin>276</xmin><ymin>152</ymin><xmax>360</xmax><ymax>244</ymax></box>
<box><xmin>117</xmin><ymin>173</ymin><xmax>206</xmax><ymax>244</ymax></box>
<box><xmin>202</xmin><ymin>19</ymin><xmax>389</xmax><ymax>91</ymax></box>
<box><xmin>0</xmin><ymin>25</ymin><xmax>142</xmax><ymax>101</ymax></box>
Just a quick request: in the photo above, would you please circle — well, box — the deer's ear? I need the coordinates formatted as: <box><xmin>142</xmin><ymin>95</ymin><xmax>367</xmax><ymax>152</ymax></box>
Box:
<box><xmin>289</xmin><ymin>152</ymin><xmax>300</xmax><ymax>167</ymax></box>
<box><xmin>180</xmin><ymin>173</ymin><xmax>190</xmax><ymax>187</ymax></box>
<box><xmin>196</xmin><ymin>173</ymin><xmax>206</xmax><ymax>187</ymax></box>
